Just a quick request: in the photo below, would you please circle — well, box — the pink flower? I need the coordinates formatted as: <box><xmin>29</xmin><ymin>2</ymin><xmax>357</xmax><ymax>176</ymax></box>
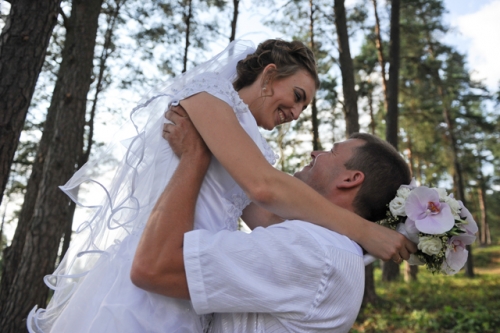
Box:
<box><xmin>405</xmin><ymin>187</ymin><xmax>455</xmax><ymax>234</ymax></box>
<box><xmin>458</xmin><ymin>200</ymin><xmax>478</xmax><ymax>235</ymax></box>
<box><xmin>400</xmin><ymin>178</ymin><xmax>418</xmax><ymax>191</ymax></box>
<box><xmin>401</xmin><ymin>219</ymin><xmax>419</xmax><ymax>243</ymax></box>
<box><xmin>441</xmin><ymin>234</ymin><xmax>475</xmax><ymax>275</ymax></box>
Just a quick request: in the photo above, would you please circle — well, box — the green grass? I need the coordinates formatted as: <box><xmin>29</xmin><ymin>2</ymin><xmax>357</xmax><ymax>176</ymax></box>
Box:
<box><xmin>351</xmin><ymin>245</ymin><xmax>500</xmax><ymax>333</ymax></box>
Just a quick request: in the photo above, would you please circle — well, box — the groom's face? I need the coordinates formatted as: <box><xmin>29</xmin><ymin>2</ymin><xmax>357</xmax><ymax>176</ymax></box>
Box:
<box><xmin>293</xmin><ymin>139</ymin><xmax>364</xmax><ymax>196</ymax></box>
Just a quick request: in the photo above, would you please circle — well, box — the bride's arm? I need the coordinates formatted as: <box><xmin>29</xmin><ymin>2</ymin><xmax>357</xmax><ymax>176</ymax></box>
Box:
<box><xmin>179</xmin><ymin>94</ymin><xmax>416</xmax><ymax>260</ymax></box>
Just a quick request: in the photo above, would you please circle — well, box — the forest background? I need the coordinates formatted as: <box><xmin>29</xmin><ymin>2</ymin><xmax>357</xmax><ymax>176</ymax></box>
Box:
<box><xmin>0</xmin><ymin>0</ymin><xmax>499</xmax><ymax>332</ymax></box>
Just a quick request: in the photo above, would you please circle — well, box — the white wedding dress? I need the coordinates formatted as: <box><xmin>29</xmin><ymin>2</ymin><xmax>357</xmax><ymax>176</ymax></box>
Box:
<box><xmin>28</xmin><ymin>41</ymin><xmax>276</xmax><ymax>333</ymax></box>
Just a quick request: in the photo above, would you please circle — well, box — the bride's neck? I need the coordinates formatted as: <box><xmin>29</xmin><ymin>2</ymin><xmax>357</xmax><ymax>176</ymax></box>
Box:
<box><xmin>236</xmin><ymin>82</ymin><xmax>261</xmax><ymax>118</ymax></box>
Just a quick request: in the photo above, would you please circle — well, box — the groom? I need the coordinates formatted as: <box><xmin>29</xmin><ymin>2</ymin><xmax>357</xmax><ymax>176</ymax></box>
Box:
<box><xmin>131</xmin><ymin>106</ymin><xmax>415</xmax><ymax>332</ymax></box>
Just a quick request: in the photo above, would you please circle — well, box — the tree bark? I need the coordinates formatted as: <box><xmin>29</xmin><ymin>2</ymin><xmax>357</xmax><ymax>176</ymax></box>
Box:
<box><xmin>59</xmin><ymin>0</ymin><xmax>125</xmax><ymax>262</ymax></box>
<box><xmin>309</xmin><ymin>0</ymin><xmax>321</xmax><ymax>150</ymax></box>
<box><xmin>371</xmin><ymin>0</ymin><xmax>389</xmax><ymax>112</ymax></box>
<box><xmin>334</xmin><ymin>0</ymin><xmax>359</xmax><ymax>136</ymax></box>
<box><xmin>367</xmin><ymin>89</ymin><xmax>376</xmax><ymax>135</ymax></box>
<box><xmin>0</xmin><ymin>129</ymin><xmax>51</xmax><ymax>310</ymax></box>
<box><xmin>182</xmin><ymin>0</ymin><xmax>193</xmax><ymax>73</ymax></box>
<box><xmin>229</xmin><ymin>0</ymin><xmax>239</xmax><ymax>42</ymax></box>
<box><xmin>310</xmin><ymin>97</ymin><xmax>321</xmax><ymax>150</ymax></box>
<box><xmin>0</xmin><ymin>0</ymin><xmax>103</xmax><ymax>330</ymax></box>
<box><xmin>477</xmin><ymin>167</ymin><xmax>488</xmax><ymax>245</ymax></box>
<box><xmin>381</xmin><ymin>0</ymin><xmax>401</xmax><ymax>282</ymax></box>
<box><xmin>0</xmin><ymin>0</ymin><xmax>61</xmax><ymax>207</ymax></box>
<box><xmin>362</xmin><ymin>263</ymin><xmax>379</xmax><ymax>306</ymax></box>
<box><xmin>385</xmin><ymin>0</ymin><xmax>400</xmax><ymax>149</ymax></box>
<box><xmin>406</xmin><ymin>130</ymin><xmax>415</xmax><ymax>176</ymax></box>
<box><xmin>382</xmin><ymin>260</ymin><xmax>400</xmax><ymax>282</ymax></box>
<box><xmin>404</xmin><ymin>262</ymin><xmax>418</xmax><ymax>282</ymax></box>
<box><xmin>0</xmin><ymin>0</ymin><xmax>62</xmax><ymax>312</ymax></box>
<box><xmin>486</xmin><ymin>222</ymin><xmax>491</xmax><ymax>245</ymax></box>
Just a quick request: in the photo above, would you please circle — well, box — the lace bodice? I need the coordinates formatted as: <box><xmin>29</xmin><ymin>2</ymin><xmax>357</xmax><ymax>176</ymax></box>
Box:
<box><xmin>173</xmin><ymin>73</ymin><xmax>276</xmax><ymax>230</ymax></box>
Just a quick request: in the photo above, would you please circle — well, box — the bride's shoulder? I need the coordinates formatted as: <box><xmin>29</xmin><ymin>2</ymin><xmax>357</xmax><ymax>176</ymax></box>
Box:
<box><xmin>182</xmin><ymin>73</ymin><xmax>247</xmax><ymax>114</ymax></box>
<box><xmin>189</xmin><ymin>72</ymin><xmax>233</xmax><ymax>91</ymax></box>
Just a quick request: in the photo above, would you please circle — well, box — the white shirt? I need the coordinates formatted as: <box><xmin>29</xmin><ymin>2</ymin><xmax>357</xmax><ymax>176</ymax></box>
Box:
<box><xmin>184</xmin><ymin>220</ymin><xmax>365</xmax><ymax>333</ymax></box>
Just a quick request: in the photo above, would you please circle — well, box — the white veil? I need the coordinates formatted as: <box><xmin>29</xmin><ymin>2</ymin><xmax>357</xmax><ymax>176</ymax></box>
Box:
<box><xmin>27</xmin><ymin>40</ymin><xmax>256</xmax><ymax>333</ymax></box>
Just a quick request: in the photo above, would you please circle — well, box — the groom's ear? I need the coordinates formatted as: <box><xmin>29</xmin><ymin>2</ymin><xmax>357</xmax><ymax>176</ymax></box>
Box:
<box><xmin>336</xmin><ymin>170</ymin><xmax>364</xmax><ymax>189</ymax></box>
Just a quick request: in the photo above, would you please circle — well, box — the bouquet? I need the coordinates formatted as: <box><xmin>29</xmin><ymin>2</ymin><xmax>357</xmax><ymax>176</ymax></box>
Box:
<box><xmin>381</xmin><ymin>179</ymin><xmax>478</xmax><ymax>275</ymax></box>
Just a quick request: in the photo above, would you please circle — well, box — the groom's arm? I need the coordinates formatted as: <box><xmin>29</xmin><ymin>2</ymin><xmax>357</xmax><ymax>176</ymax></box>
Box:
<box><xmin>131</xmin><ymin>106</ymin><xmax>210</xmax><ymax>299</ymax></box>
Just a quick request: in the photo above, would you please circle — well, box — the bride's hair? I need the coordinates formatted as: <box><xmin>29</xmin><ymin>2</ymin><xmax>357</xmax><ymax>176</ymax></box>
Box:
<box><xmin>233</xmin><ymin>39</ymin><xmax>320</xmax><ymax>91</ymax></box>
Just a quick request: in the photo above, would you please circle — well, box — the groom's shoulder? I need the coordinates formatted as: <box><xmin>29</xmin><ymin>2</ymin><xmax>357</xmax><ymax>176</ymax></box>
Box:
<box><xmin>277</xmin><ymin>220</ymin><xmax>363</xmax><ymax>258</ymax></box>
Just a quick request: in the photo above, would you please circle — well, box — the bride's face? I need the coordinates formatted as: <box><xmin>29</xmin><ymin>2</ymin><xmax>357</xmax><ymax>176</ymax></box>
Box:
<box><xmin>251</xmin><ymin>69</ymin><xmax>316</xmax><ymax>130</ymax></box>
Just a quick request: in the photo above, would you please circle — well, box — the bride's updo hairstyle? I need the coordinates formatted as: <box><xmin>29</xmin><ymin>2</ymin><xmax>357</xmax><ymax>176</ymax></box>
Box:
<box><xmin>233</xmin><ymin>39</ymin><xmax>320</xmax><ymax>92</ymax></box>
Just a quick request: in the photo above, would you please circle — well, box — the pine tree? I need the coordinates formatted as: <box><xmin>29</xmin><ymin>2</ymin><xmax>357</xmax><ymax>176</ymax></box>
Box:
<box><xmin>0</xmin><ymin>1</ymin><xmax>104</xmax><ymax>330</ymax></box>
<box><xmin>0</xmin><ymin>0</ymin><xmax>62</xmax><ymax>207</ymax></box>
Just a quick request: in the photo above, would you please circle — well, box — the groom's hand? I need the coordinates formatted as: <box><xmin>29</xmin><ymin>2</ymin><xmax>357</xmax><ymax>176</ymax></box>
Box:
<box><xmin>362</xmin><ymin>222</ymin><xmax>417</xmax><ymax>262</ymax></box>
<box><xmin>163</xmin><ymin>104</ymin><xmax>210</xmax><ymax>159</ymax></box>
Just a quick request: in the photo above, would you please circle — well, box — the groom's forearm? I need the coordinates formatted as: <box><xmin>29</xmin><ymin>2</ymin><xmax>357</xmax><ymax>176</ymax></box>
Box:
<box><xmin>131</xmin><ymin>150</ymin><xmax>210</xmax><ymax>299</ymax></box>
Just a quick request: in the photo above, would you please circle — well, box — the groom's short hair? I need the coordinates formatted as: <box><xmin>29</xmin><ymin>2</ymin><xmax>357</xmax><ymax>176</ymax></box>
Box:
<box><xmin>345</xmin><ymin>133</ymin><xmax>411</xmax><ymax>222</ymax></box>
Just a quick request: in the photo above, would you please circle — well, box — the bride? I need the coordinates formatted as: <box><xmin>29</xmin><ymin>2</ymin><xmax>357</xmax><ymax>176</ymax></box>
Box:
<box><xmin>28</xmin><ymin>39</ymin><xmax>412</xmax><ymax>333</ymax></box>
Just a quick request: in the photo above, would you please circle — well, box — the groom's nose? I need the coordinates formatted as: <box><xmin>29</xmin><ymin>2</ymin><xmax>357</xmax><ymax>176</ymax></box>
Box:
<box><xmin>310</xmin><ymin>151</ymin><xmax>325</xmax><ymax>158</ymax></box>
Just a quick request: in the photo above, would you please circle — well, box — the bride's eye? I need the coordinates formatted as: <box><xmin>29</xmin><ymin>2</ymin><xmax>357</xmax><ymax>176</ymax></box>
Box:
<box><xmin>294</xmin><ymin>91</ymin><xmax>301</xmax><ymax>102</ymax></box>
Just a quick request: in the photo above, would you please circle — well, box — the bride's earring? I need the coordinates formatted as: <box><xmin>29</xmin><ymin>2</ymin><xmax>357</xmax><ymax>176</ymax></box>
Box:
<box><xmin>262</xmin><ymin>80</ymin><xmax>269</xmax><ymax>94</ymax></box>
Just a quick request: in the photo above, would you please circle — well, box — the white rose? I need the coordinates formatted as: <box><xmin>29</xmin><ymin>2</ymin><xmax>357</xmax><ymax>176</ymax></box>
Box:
<box><xmin>396</xmin><ymin>187</ymin><xmax>412</xmax><ymax>200</ymax></box>
<box><xmin>389</xmin><ymin>197</ymin><xmax>406</xmax><ymax>216</ymax></box>
<box><xmin>418</xmin><ymin>236</ymin><xmax>443</xmax><ymax>255</ymax></box>
<box><xmin>436</xmin><ymin>188</ymin><xmax>448</xmax><ymax>201</ymax></box>
<box><xmin>445</xmin><ymin>196</ymin><xmax>461</xmax><ymax>219</ymax></box>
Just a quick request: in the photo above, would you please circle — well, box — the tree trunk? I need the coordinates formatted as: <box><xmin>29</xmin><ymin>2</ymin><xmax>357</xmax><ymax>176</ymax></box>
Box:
<box><xmin>371</xmin><ymin>0</ymin><xmax>388</xmax><ymax>112</ymax></box>
<box><xmin>182</xmin><ymin>0</ymin><xmax>193</xmax><ymax>73</ymax></box>
<box><xmin>486</xmin><ymin>222</ymin><xmax>491</xmax><ymax>245</ymax></box>
<box><xmin>0</xmin><ymin>0</ymin><xmax>63</xmax><ymax>312</ymax></box>
<box><xmin>0</xmin><ymin>0</ymin><xmax>103</xmax><ymax>331</ymax></box>
<box><xmin>308</xmin><ymin>1</ymin><xmax>321</xmax><ymax>150</ymax></box>
<box><xmin>382</xmin><ymin>260</ymin><xmax>400</xmax><ymax>282</ymax></box>
<box><xmin>381</xmin><ymin>0</ymin><xmax>401</xmax><ymax>282</ymax></box>
<box><xmin>362</xmin><ymin>263</ymin><xmax>379</xmax><ymax>306</ymax></box>
<box><xmin>367</xmin><ymin>89</ymin><xmax>376</xmax><ymax>135</ymax></box>
<box><xmin>406</xmin><ymin>130</ymin><xmax>415</xmax><ymax>176</ymax></box>
<box><xmin>59</xmin><ymin>0</ymin><xmax>124</xmax><ymax>262</ymax></box>
<box><xmin>334</xmin><ymin>0</ymin><xmax>359</xmax><ymax>136</ymax></box>
<box><xmin>229</xmin><ymin>0</ymin><xmax>239</xmax><ymax>42</ymax></box>
<box><xmin>404</xmin><ymin>262</ymin><xmax>418</xmax><ymax>282</ymax></box>
<box><xmin>477</xmin><ymin>168</ymin><xmax>488</xmax><ymax>245</ymax></box>
<box><xmin>0</xmin><ymin>0</ymin><xmax>62</xmax><ymax>207</ymax></box>
<box><xmin>385</xmin><ymin>0</ymin><xmax>400</xmax><ymax>149</ymax></box>
<box><xmin>0</xmin><ymin>132</ymin><xmax>51</xmax><ymax>309</ymax></box>
<box><xmin>310</xmin><ymin>97</ymin><xmax>321</xmax><ymax>150</ymax></box>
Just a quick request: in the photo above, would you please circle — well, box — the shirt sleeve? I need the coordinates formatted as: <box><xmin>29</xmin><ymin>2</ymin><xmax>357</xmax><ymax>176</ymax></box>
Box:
<box><xmin>183</xmin><ymin>222</ymin><xmax>337</xmax><ymax>315</ymax></box>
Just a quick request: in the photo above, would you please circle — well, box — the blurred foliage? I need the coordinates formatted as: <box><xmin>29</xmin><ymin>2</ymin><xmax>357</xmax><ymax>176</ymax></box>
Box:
<box><xmin>352</xmin><ymin>245</ymin><xmax>500</xmax><ymax>333</ymax></box>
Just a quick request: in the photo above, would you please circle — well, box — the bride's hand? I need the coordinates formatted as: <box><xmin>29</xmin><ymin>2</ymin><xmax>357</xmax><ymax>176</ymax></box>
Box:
<box><xmin>361</xmin><ymin>222</ymin><xmax>417</xmax><ymax>262</ymax></box>
<box><xmin>163</xmin><ymin>105</ymin><xmax>211</xmax><ymax>160</ymax></box>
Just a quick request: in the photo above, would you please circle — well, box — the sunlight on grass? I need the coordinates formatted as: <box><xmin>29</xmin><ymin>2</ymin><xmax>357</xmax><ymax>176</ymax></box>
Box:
<box><xmin>351</xmin><ymin>245</ymin><xmax>500</xmax><ymax>333</ymax></box>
